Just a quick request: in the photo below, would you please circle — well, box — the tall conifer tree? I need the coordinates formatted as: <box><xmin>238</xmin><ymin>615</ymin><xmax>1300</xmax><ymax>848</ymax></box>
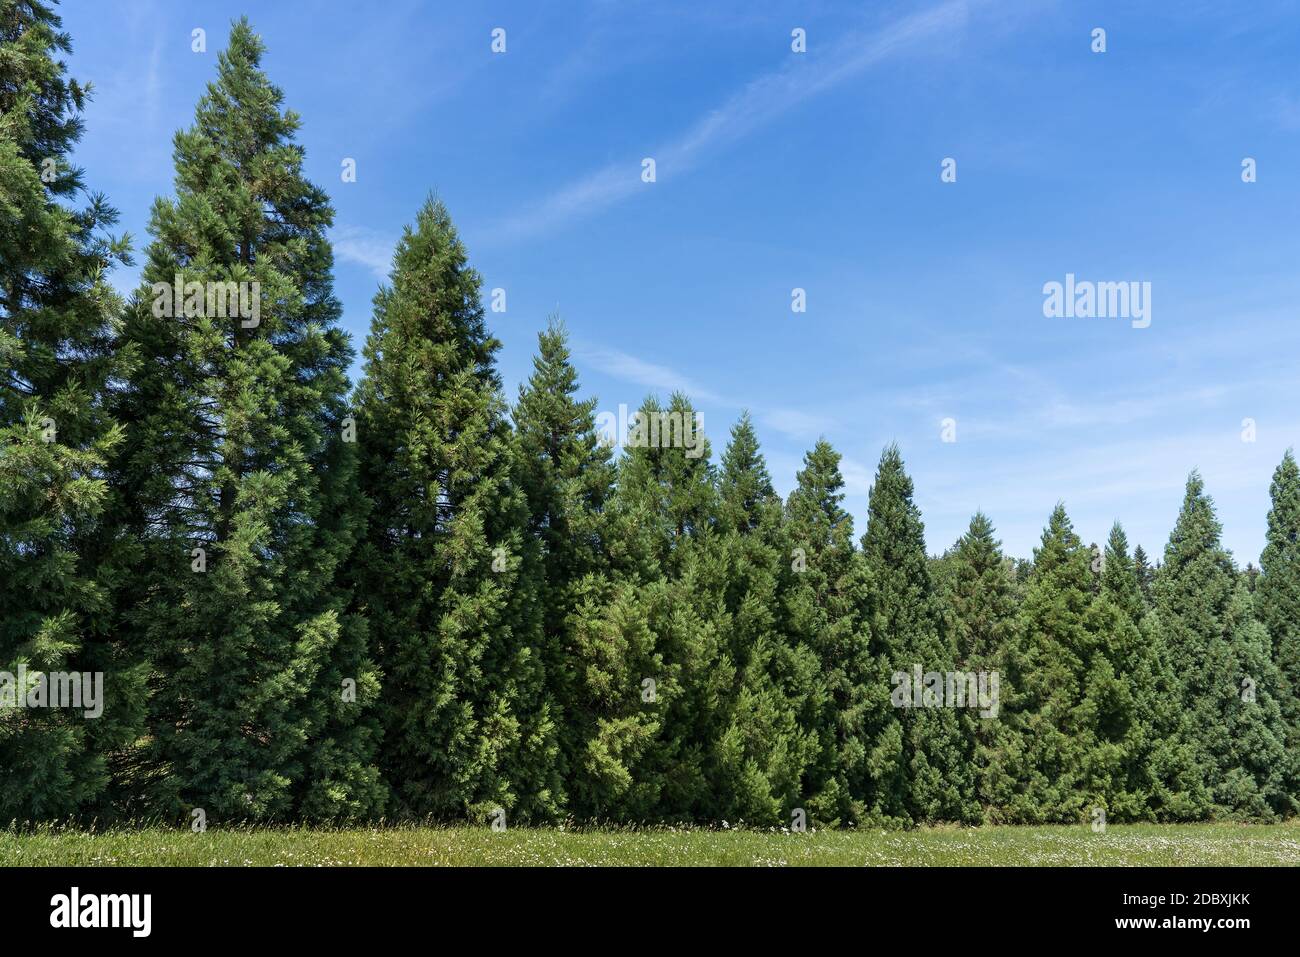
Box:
<box><xmin>1099</xmin><ymin>522</ymin><xmax>1204</xmax><ymax>819</ymax></box>
<box><xmin>629</xmin><ymin>393</ymin><xmax>724</xmax><ymax>819</ymax></box>
<box><xmin>512</xmin><ymin>318</ymin><xmax>615</xmax><ymax>809</ymax></box>
<box><xmin>562</xmin><ymin>393</ymin><xmax>719</xmax><ymax>820</ymax></box>
<box><xmin>708</xmin><ymin>413</ymin><xmax>816</xmax><ymax>823</ymax></box>
<box><xmin>784</xmin><ymin>440</ymin><xmax>878</xmax><ymax>824</ymax></box>
<box><xmin>111</xmin><ymin>19</ymin><xmax>382</xmax><ymax>821</ymax></box>
<box><xmin>939</xmin><ymin>513</ymin><xmax>1016</xmax><ymax>818</ymax></box>
<box><xmin>1155</xmin><ymin>473</ymin><xmax>1292</xmax><ymax>818</ymax></box>
<box><xmin>352</xmin><ymin>197</ymin><xmax>557</xmax><ymax>822</ymax></box>
<box><xmin>862</xmin><ymin>445</ymin><xmax>975</xmax><ymax>823</ymax></box>
<box><xmin>1258</xmin><ymin>451</ymin><xmax>1300</xmax><ymax>765</ymax></box>
<box><xmin>0</xmin><ymin>0</ymin><xmax>140</xmax><ymax>820</ymax></box>
<box><xmin>989</xmin><ymin>505</ymin><xmax>1093</xmax><ymax>822</ymax></box>
<box><xmin>994</xmin><ymin>512</ymin><xmax>1173</xmax><ymax>822</ymax></box>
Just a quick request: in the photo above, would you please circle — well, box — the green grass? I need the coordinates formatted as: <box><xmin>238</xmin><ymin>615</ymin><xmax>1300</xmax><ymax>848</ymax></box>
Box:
<box><xmin>4</xmin><ymin>822</ymin><xmax>1300</xmax><ymax>866</ymax></box>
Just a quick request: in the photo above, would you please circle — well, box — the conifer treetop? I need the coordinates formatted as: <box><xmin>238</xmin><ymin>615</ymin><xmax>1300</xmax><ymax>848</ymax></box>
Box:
<box><xmin>720</xmin><ymin>411</ymin><xmax>775</xmax><ymax>533</ymax></box>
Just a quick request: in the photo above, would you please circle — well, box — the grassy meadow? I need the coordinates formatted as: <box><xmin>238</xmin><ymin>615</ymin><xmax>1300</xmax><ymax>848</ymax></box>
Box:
<box><xmin>4</xmin><ymin>822</ymin><xmax>1299</xmax><ymax>867</ymax></box>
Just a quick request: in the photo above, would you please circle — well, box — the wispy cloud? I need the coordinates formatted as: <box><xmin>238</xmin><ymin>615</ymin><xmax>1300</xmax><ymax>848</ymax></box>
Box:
<box><xmin>576</xmin><ymin>341</ymin><xmax>838</xmax><ymax>446</ymax></box>
<box><xmin>488</xmin><ymin>0</ymin><xmax>980</xmax><ymax>242</ymax></box>
<box><xmin>576</xmin><ymin>344</ymin><xmax>726</xmax><ymax>403</ymax></box>
<box><xmin>760</xmin><ymin>408</ymin><xmax>838</xmax><ymax>441</ymax></box>
<box><xmin>332</xmin><ymin>225</ymin><xmax>395</xmax><ymax>281</ymax></box>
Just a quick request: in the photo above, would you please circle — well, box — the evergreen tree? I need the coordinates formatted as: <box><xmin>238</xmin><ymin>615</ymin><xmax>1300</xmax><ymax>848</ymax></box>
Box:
<box><xmin>627</xmin><ymin>393</ymin><xmax>724</xmax><ymax>819</ymax></box>
<box><xmin>110</xmin><ymin>19</ymin><xmax>382</xmax><ymax>821</ymax></box>
<box><xmin>565</xmin><ymin>577</ymin><xmax>673</xmax><ymax>820</ymax></box>
<box><xmin>1155</xmin><ymin>472</ymin><xmax>1292</xmax><ymax>819</ymax></box>
<box><xmin>564</xmin><ymin>393</ymin><xmax>718</xmax><ymax>820</ymax></box>
<box><xmin>941</xmin><ymin>514</ymin><xmax>1014</xmax><ymax>686</ymax></box>
<box><xmin>1132</xmin><ymin>544</ymin><xmax>1155</xmax><ymax>607</ymax></box>
<box><xmin>707</xmin><ymin>413</ymin><xmax>817</xmax><ymax>823</ymax></box>
<box><xmin>352</xmin><ymin>197</ymin><xmax>557</xmax><ymax>822</ymax></box>
<box><xmin>0</xmin><ymin>0</ymin><xmax>140</xmax><ymax>820</ymax></box>
<box><xmin>1094</xmin><ymin>522</ymin><xmax>1203</xmax><ymax>820</ymax></box>
<box><xmin>512</xmin><ymin>318</ymin><xmax>615</xmax><ymax>811</ymax></box>
<box><xmin>987</xmin><ymin>515</ymin><xmax>1173</xmax><ymax>823</ymax></box>
<box><xmin>938</xmin><ymin>513</ymin><xmax>1016</xmax><ymax>818</ymax></box>
<box><xmin>783</xmin><ymin>439</ymin><xmax>878</xmax><ymax>825</ymax></box>
<box><xmin>989</xmin><ymin>505</ymin><xmax>1094</xmax><ymax>823</ymax></box>
<box><xmin>1009</xmin><ymin>557</ymin><xmax>1034</xmax><ymax>602</ymax></box>
<box><xmin>1258</xmin><ymin>451</ymin><xmax>1300</xmax><ymax>764</ymax></box>
<box><xmin>614</xmin><ymin>393</ymin><xmax>716</xmax><ymax>554</ymax></box>
<box><xmin>861</xmin><ymin>445</ymin><xmax>975</xmax><ymax>823</ymax></box>
<box><xmin>1101</xmin><ymin>525</ymin><xmax>1144</xmax><ymax>623</ymax></box>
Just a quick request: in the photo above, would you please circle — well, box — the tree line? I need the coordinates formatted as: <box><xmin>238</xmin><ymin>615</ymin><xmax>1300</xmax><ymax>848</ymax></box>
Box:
<box><xmin>3</xmin><ymin>9</ymin><xmax>1298</xmax><ymax>828</ymax></box>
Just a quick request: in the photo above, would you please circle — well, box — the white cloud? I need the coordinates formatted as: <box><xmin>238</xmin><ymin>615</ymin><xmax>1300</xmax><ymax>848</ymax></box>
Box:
<box><xmin>488</xmin><ymin>0</ymin><xmax>980</xmax><ymax>242</ymax></box>
<box><xmin>576</xmin><ymin>342</ymin><xmax>838</xmax><ymax>447</ymax></box>
<box><xmin>577</xmin><ymin>344</ymin><xmax>725</xmax><ymax>403</ymax></box>
<box><xmin>760</xmin><ymin>408</ymin><xmax>837</xmax><ymax>441</ymax></box>
<box><xmin>332</xmin><ymin>225</ymin><xmax>395</xmax><ymax>281</ymax></box>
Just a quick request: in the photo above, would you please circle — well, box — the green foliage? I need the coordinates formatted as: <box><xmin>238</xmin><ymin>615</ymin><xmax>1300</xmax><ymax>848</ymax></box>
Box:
<box><xmin>352</xmin><ymin>196</ymin><xmax>556</xmax><ymax>823</ymax></box>
<box><xmin>1258</xmin><ymin>451</ymin><xmax>1300</xmax><ymax>771</ymax></box>
<box><xmin>561</xmin><ymin>393</ymin><xmax>720</xmax><ymax>821</ymax></box>
<box><xmin>4</xmin><ymin>7</ymin><xmax>1298</xmax><ymax>830</ymax></box>
<box><xmin>783</xmin><ymin>440</ymin><xmax>878</xmax><ymax>825</ymax></box>
<box><xmin>1155</xmin><ymin>473</ymin><xmax>1293</xmax><ymax>819</ymax></box>
<box><xmin>939</xmin><ymin>513</ymin><xmax>1016</xmax><ymax>819</ymax></box>
<box><xmin>110</xmin><ymin>19</ymin><xmax>382</xmax><ymax>822</ymax></box>
<box><xmin>1096</xmin><ymin>523</ymin><xmax>1204</xmax><ymax>821</ymax></box>
<box><xmin>511</xmin><ymin>319</ymin><xmax>616</xmax><ymax>817</ymax></box>
<box><xmin>862</xmin><ymin>446</ymin><xmax>975</xmax><ymax>824</ymax></box>
<box><xmin>991</xmin><ymin>506</ymin><xmax>1128</xmax><ymax>823</ymax></box>
<box><xmin>1132</xmin><ymin>544</ymin><xmax>1155</xmax><ymax>607</ymax></box>
<box><xmin>705</xmin><ymin>414</ymin><xmax>817</xmax><ymax>824</ymax></box>
<box><xmin>0</xmin><ymin>0</ymin><xmax>141</xmax><ymax>821</ymax></box>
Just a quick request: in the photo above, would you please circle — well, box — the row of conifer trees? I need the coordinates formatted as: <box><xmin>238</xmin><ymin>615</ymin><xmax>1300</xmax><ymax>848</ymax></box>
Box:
<box><xmin>4</xmin><ymin>8</ymin><xmax>1299</xmax><ymax>827</ymax></box>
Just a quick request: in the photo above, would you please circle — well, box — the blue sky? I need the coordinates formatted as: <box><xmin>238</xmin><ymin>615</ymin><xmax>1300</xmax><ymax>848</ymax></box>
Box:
<box><xmin>61</xmin><ymin>0</ymin><xmax>1300</xmax><ymax>563</ymax></box>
